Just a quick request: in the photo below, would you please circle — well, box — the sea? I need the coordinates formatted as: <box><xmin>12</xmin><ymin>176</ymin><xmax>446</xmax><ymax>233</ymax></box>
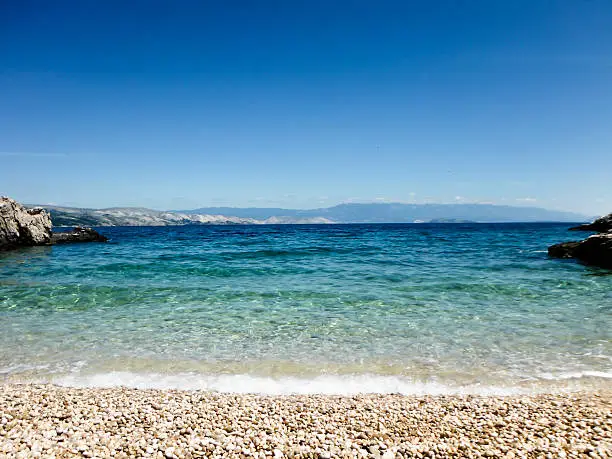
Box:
<box><xmin>1</xmin><ymin>223</ymin><xmax>610</xmax><ymax>395</ymax></box>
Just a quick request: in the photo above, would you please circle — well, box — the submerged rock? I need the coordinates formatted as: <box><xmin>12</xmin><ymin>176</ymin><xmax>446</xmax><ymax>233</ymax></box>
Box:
<box><xmin>0</xmin><ymin>196</ymin><xmax>52</xmax><ymax>250</ymax></box>
<box><xmin>549</xmin><ymin>213</ymin><xmax>612</xmax><ymax>269</ymax></box>
<box><xmin>51</xmin><ymin>226</ymin><xmax>108</xmax><ymax>244</ymax></box>
<box><xmin>569</xmin><ymin>213</ymin><xmax>612</xmax><ymax>232</ymax></box>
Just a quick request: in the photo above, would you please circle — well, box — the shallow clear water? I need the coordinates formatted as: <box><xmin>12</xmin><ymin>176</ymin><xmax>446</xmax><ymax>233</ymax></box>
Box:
<box><xmin>1</xmin><ymin>224</ymin><xmax>610</xmax><ymax>394</ymax></box>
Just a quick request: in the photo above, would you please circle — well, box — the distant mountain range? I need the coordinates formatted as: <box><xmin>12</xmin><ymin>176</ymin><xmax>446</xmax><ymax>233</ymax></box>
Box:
<box><xmin>184</xmin><ymin>203</ymin><xmax>588</xmax><ymax>223</ymax></box>
<box><xmin>38</xmin><ymin>203</ymin><xmax>589</xmax><ymax>227</ymax></box>
<box><xmin>42</xmin><ymin>206</ymin><xmax>256</xmax><ymax>226</ymax></box>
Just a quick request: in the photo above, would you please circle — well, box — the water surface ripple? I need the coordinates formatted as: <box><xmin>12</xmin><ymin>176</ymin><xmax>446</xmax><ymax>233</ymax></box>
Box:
<box><xmin>1</xmin><ymin>223</ymin><xmax>610</xmax><ymax>394</ymax></box>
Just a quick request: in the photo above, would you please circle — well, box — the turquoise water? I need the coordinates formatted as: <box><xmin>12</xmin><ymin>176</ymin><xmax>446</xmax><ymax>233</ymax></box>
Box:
<box><xmin>1</xmin><ymin>224</ymin><xmax>610</xmax><ymax>394</ymax></box>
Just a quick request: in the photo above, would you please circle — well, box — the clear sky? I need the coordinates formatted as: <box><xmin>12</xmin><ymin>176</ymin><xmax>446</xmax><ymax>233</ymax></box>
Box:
<box><xmin>1</xmin><ymin>1</ymin><xmax>611</xmax><ymax>215</ymax></box>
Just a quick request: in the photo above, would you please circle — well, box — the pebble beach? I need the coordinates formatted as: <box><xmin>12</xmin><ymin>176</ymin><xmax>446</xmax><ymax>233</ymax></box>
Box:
<box><xmin>1</xmin><ymin>385</ymin><xmax>610</xmax><ymax>458</ymax></box>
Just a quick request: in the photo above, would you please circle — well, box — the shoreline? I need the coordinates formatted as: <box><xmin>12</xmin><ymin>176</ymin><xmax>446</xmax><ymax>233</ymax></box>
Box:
<box><xmin>1</xmin><ymin>384</ymin><xmax>610</xmax><ymax>458</ymax></box>
<box><xmin>6</xmin><ymin>371</ymin><xmax>612</xmax><ymax>397</ymax></box>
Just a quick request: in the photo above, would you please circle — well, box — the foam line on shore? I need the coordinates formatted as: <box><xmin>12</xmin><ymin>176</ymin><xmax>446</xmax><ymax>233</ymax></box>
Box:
<box><xmin>538</xmin><ymin>370</ymin><xmax>612</xmax><ymax>380</ymax></box>
<box><xmin>52</xmin><ymin>372</ymin><xmax>543</xmax><ymax>395</ymax></box>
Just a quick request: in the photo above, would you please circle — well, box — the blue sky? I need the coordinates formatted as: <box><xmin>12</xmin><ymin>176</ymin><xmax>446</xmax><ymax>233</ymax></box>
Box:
<box><xmin>1</xmin><ymin>1</ymin><xmax>611</xmax><ymax>215</ymax></box>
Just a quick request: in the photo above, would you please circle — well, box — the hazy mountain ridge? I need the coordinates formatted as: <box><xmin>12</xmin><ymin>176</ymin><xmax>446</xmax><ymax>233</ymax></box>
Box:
<box><xmin>184</xmin><ymin>203</ymin><xmax>589</xmax><ymax>223</ymax></box>
<box><xmin>36</xmin><ymin>203</ymin><xmax>589</xmax><ymax>227</ymax></box>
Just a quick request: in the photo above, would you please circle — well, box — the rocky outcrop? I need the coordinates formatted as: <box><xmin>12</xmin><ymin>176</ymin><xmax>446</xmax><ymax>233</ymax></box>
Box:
<box><xmin>572</xmin><ymin>232</ymin><xmax>612</xmax><ymax>269</ymax></box>
<box><xmin>51</xmin><ymin>227</ymin><xmax>108</xmax><ymax>244</ymax></box>
<box><xmin>569</xmin><ymin>213</ymin><xmax>612</xmax><ymax>232</ymax></box>
<box><xmin>549</xmin><ymin>213</ymin><xmax>612</xmax><ymax>269</ymax></box>
<box><xmin>1</xmin><ymin>196</ymin><xmax>107</xmax><ymax>250</ymax></box>
<box><xmin>547</xmin><ymin>241</ymin><xmax>582</xmax><ymax>259</ymax></box>
<box><xmin>548</xmin><ymin>233</ymin><xmax>612</xmax><ymax>269</ymax></box>
<box><xmin>0</xmin><ymin>196</ymin><xmax>53</xmax><ymax>250</ymax></box>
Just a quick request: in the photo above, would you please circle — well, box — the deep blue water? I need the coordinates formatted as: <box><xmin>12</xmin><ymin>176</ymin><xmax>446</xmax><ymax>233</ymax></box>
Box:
<box><xmin>1</xmin><ymin>223</ymin><xmax>610</xmax><ymax>394</ymax></box>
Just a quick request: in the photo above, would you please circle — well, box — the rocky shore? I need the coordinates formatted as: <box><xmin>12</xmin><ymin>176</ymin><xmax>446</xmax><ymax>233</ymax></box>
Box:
<box><xmin>0</xmin><ymin>385</ymin><xmax>609</xmax><ymax>458</ymax></box>
<box><xmin>0</xmin><ymin>197</ymin><xmax>107</xmax><ymax>250</ymax></box>
<box><xmin>0</xmin><ymin>198</ymin><xmax>52</xmax><ymax>250</ymax></box>
<box><xmin>50</xmin><ymin>226</ymin><xmax>109</xmax><ymax>244</ymax></box>
<box><xmin>548</xmin><ymin>213</ymin><xmax>612</xmax><ymax>269</ymax></box>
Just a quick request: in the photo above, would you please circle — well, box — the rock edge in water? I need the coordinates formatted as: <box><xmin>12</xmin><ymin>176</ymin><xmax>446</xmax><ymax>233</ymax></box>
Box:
<box><xmin>0</xmin><ymin>196</ymin><xmax>107</xmax><ymax>250</ymax></box>
<box><xmin>549</xmin><ymin>212</ymin><xmax>612</xmax><ymax>269</ymax></box>
<box><xmin>569</xmin><ymin>213</ymin><xmax>612</xmax><ymax>232</ymax></box>
<box><xmin>51</xmin><ymin>226</ymin><xmax>109</xmax><ymax>244</ymax></box>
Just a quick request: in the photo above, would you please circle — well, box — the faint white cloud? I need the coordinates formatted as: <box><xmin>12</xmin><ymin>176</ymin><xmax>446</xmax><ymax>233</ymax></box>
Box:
<box><xmin>516</xmin><ymin>197</ymin><xmax>537</xmax><ymax>202</ymax></box>
<box><xmin>454</xmin><ymin>196</ymin><xmax>464</xmax><ymax>201</ymax></box>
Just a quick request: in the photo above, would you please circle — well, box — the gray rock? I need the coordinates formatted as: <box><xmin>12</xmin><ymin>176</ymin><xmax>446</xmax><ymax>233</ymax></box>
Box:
<box><xmin>51</xmin><ymin>227</ymin><xmax>108</xmax><ymax>244</ymax></box>
<box><xmin>0</xmin><ymin>196</ymin><xmax>52</xmax><ymax>250</ymax></box>
<box><xmin>1</xmin><ymin>197</ymin><xmax>108</xmax><ymax>250</ymax></box>
<box><xmin>569</xmin><ymin>213</ymin><xmax>612</xmax><ymax>232</ymax></box>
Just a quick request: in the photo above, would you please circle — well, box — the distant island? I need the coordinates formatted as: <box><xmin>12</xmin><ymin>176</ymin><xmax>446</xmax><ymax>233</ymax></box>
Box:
<box><xmin>35</xmin><ymin>203</ymin><xmax>589</xmax><ymax>227</ymax></box>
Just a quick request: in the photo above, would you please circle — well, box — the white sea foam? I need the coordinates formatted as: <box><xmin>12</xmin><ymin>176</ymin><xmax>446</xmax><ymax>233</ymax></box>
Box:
<box><xmin>52</xmin><ymin>372</ymin><xmax>536</xmax><ymax>395</ymax></box>
<box><xmin>537</xmin><ymin>370</ymin><xmax>612</xmax><ymax>380</ymax></box>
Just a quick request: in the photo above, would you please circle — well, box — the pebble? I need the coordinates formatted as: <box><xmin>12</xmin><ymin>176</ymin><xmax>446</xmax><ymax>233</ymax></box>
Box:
<box><xmin>0</xmin><ymin>385</ymin><xmax>610</xmax><ymax>458</ymax></box>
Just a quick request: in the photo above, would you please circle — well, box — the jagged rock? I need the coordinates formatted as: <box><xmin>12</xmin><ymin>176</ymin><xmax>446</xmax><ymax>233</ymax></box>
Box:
<box><xmin>0</xmin><ymin>196</ymin><xmax>52</xmax><ymax>250</ymax></box>
<box><xmin>569</xmin><ymin>213</ymin><xmax>612</xmax><ymax>232</ymax></box>
<box><xmin>51</xmin><ymin>227</ymin><xmax>108</xmax><ymax>244</ymax></box>
<box><xmin>1</xmin><ymin>197</ymin><xmax>108</xmax><ymax>250</ymax></box>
